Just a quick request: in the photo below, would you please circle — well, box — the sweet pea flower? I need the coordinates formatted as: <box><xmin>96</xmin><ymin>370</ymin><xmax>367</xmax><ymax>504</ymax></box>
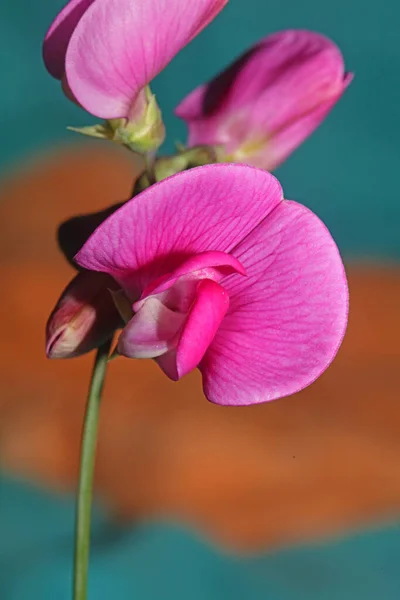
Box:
<box><xmin>43</xmin><ymin>0</ymin><xmax>228</xmax><ymax>152</ymax></box>
<box><xmin>46</xmin><ymin>271</ymin><xmax>122</xmax><ymax>358</ymax></box>
<box><xmin>74</xmin><ymin>164</ymin><xmax>348</xmax><ymax>405</ymax></box>
<box><xmin>176</xmin><ymin>30</ymin><xmax>353</xmax><ymax>171</ymax></box>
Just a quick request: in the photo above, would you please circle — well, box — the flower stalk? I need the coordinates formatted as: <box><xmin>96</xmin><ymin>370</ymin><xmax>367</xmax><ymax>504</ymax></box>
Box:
<box><xmin>73</xmin><ymin>338</ymin><xmax>112</xmax><ymax>600</ymax></box>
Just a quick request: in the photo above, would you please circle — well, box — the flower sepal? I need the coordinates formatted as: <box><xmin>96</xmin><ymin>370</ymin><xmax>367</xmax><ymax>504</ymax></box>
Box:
<box><xmin>68</xmin><ymin>86</ymin><xmax>165</xmax><ymax>155</ymax></box>
<box><xmin>134</xmin><ymin>144</ymin><xmax>220</xmax><ymax>193</ymax></box>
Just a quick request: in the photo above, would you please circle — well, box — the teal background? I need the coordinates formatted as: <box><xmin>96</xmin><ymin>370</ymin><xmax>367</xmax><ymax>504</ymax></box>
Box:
<box><xmin>1</xmin><ymin>0</ymin><xmax>398</xmax><ymax>258</ymax></box>
<box><xmin>1</xmin><ymin>476</ymin><xmax>400</xmax><ymax>599</ymax></box>
<box><xmin>1</xmin><ymin>1</ymin><xmax>400</xmax><ymax>598</ymax></box>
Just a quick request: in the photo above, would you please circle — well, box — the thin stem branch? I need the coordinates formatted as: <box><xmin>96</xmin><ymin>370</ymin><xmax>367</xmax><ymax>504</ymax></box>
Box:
<box><xmin>73</xmin><ymin>338</ymin><xmax>112</xmax><ymax>600</ymax></box>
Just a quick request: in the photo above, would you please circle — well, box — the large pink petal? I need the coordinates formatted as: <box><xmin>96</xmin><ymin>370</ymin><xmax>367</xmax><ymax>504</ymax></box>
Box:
<box><xmin>75</xmin><ymin>164</ymin><xmax>283</xmax><ymax>297</ymax></box>
<box><xmin>65</xmin><ymin>0</ymin><xmax>228</xmax><ymax>118</ymax></box>
<box><xmin>43</xmin><ymin>0</ymin><xmax>96</xmax><ymax>79</ymax></box>
<box><xmin>201</xmin><ymin>200</ymin><xmax>348</xmax><ymax>405</ymax></box>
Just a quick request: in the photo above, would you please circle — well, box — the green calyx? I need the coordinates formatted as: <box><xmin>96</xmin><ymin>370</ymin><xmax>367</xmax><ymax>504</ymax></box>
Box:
<box><xmin>134</xmin><ymin>144</ymin><xmax>221</xmax><ymax>193</ymax></box>
<box><xmin>68</xmin><ymin>86</ymin><xmax>165</xmax><ymax>155</ymax></box>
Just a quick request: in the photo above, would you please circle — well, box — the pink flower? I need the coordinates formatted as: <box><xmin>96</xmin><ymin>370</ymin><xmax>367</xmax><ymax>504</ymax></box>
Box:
<box><xmin>176</xmin><ymin>30</ymin><xmax>353</xmax><ymax>171</ymax></box>
<box><xmin>43</xmin><ymin>0</ymin><xmax>228</xmax><ymax>120</ymax></box>
<box><xmin>46</xmin><ymin>271</ymin><xmax>122</xmax><ymax>359</ymax></box>
<box><xmin>75</xmin><ymin>164</ymin><xmax>348</xmax><ymax>405</ymax></box>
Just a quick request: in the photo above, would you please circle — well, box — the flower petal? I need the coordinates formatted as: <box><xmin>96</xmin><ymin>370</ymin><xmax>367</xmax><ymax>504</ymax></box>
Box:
<box><xmin>65</xmin><ymin>0</ymin><xmax>228</xmax><ymax>118</ymax></box>
<box><xmin>138</xmin><ymin>250</ymin><xmax>246</xmax><ymax>302</ymax></box>
<box><xmin>154</xmin><ymin>279</ymin><xmax>230</xmax><ymax>381</ymax></box>
<box><xmin>75</xmin><ymin>164</ymin><xmax>283</xmax><ymax>297</ymax></box>
<box><xmin>201</xmin><ymin>200</ymin><xmax>348</xmax><ymax>405</ymax></box>
<box><xmin>43</xmin><ymin>0</ymin><xmax>96</xmax><ymax>79</ymax></box>
<box><xmin>118</xmin><ymin>278</ymin><xmax>228</xmax><ymax>370</ymax></box>
<box><xmin>118</xmin><ymin>297</ymin><xmax>185</xmax><ymax>359</ymax></box>
<box><xmin>176</xmin><ymin>279</ymin><xmax>229</xmax><ymax>379</ymax></box>
<box><xmin>176</xmin><ymin>30</ymin><xmax>351</xmax><ymax>169</ymax></box>
<box><xmin>264</xmin><ymin>72</ymin><xmax>353</xmax><ymax>169</ymax></box>
<box><xmin>249</xmin><ymin>31</ymin><xmax>349</xmax><ymax>132</ymax></box>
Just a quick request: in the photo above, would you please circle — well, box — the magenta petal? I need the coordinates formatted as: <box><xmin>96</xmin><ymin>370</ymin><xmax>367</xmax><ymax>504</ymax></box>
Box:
<box><xmin>118</xmin><ymin>298</ymin><xmax>185</xmax><ymax>359</ymax></box>
<box><xmin>65</xmin><ymin>0</ymin><xmax>228</xmax><ymax>118</ymax></box>
<box><xmin>139</xmin><ymin>250</ymin><xmax>246</xmax><ymax>301</ymax></box>
<box><xmin>155</xmin><ymin>350</ymin><xmax>179</xmax><ymax>381</ymax></box>
<box><xmin>201</xmin><ymin>200</ymin><xmax>348</xmax><ymax>406</ymax></box>
<box><xmin>43</xmin><ymin>0</ymin><xmax>95</xmax><ymax>79</ymax></box>
<box><xmin>176</xmin><ymin>279</ymin><xmax>229</xmax><ymax>379</ymax></box>
<box><xmin>75</xmin><ymin>164</ymin><xmax>283</xmax><ymax>297</ymax></box>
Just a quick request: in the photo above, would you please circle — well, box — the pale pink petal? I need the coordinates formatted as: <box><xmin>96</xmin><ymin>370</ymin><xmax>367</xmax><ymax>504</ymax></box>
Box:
<box><xmin>43</xmin><ymin>0</ymin><xmax>95</xmax><ymax>79</ymax></box>
<box><xmin>201</xmin><ymin>200</ymin><xmax>348</xmax><ymax>405</ymax></box>
<box><xmin>65</xmin><ymin>0</ymin><xmax>228</xmax><ymax>118</ymax></box>
<box><xmin>133</xmin><ymin>250</ymin><xmax>245</xmax><ymax>313</ymax></box>
<box><xmin>176</xmin><ymin>279</ymin><xmax>229</xmax><ymax>379</ymax></box>
<box><xmin>118</xmin><ymin>297</ymin><xmax>185</xmax><ymax>359</ymax></box>
<box><xmin>75</xmin><ymin>164</ymin><xmax>283</xmax><ymax>297</ymax></box>
<box><xmin>141</xmin><ymin>277</ymin><xmax>202</xmax><ymax>314</ymax></box>
<box><xmin>176</xmin><ymin>30</ymin><xmax>351</xmax><ymax>169</ymax></box>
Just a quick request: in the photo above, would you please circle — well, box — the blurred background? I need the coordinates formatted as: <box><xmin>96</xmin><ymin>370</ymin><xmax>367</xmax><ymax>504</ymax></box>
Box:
<box><xmin>1</xmin><ymin>0</ymin><xmax>400</xmax><ymax>598</ymax></box>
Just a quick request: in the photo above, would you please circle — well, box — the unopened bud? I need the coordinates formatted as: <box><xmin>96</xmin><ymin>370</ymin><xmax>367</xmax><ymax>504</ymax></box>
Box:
<box><xmin>46</xmin><ymin>271</ymin><xmax>122</xmax><ymax>359</ymax></box>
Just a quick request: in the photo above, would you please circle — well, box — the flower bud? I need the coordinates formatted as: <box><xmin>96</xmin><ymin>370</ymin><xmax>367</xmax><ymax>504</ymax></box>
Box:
<box><xmin>176</xmin><ymin>30</ymin><xmax>352</xmax><ymax>171</ymax></box>
<box><xmin>46</xmin><ymin>271</ymin><xmax>123</xmax><ymax>359</ymax></box>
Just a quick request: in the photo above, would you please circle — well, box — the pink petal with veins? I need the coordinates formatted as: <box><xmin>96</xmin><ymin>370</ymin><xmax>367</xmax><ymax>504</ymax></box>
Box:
<box><xmin>74</xmin><ymin>164</ymin><xmax>348</xmax><ymax>404</ymax></box>
<box><xmin>75</xmin><ymin>164</ymin><xmax>282</xmax><ymax>297</ymax></box>
<box><xmin>201</xmin><ymin>200</ymin><xmax>348</xmax><ymax>405</ymax></box>
<box><xmin>43</xmin><ymin>0</ymin><xmax>228</xmax><ymax>118</ymax></box>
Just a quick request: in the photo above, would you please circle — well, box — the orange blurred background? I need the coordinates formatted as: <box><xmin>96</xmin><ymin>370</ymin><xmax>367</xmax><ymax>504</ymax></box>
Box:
<box><xmin>1</xmin><ymin>144</ymin><xmax>399</xmax><ymax>553</ymax></box>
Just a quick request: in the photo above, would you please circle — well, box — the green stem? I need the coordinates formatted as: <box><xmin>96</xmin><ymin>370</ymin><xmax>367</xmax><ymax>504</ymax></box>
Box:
<box><xmin>144</xmin><ymin>150</ymin><xmax>157</xmax><ymax>184</ymax></box>
<box><xmin>73</xmin><ymin>338</ymin><xmax>112</xmax><ymax>600</ymax></box>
